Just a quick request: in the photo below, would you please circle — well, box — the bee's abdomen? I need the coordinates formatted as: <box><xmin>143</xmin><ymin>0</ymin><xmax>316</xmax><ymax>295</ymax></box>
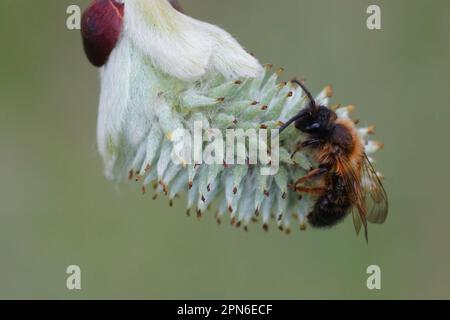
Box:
<box><xmin>307</xmin><ymin>175</ymin><xmax>352</xmax><ymax>228</ymax></box>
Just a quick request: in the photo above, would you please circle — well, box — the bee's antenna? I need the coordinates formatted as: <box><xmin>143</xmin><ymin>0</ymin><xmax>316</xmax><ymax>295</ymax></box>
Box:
<box><xmin>278</xmin><ymin>79</ymin><xmax>319</xmax><ymax>135</ymax></box>
<box><xmin>278</xmin><ymin>114</ymin><xmax>304</xmax><ymax>133</ymax></box>
<box><xmin>291</xmin><ymin>79</ymin><xmax>317</xmax><ymax>110</ymax></box>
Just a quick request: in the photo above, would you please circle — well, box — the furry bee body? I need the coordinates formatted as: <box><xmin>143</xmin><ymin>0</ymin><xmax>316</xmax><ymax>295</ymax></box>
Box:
<box><xmin>280</xmin><ymin>80</ymin><xmax>388</xmax><ymax>239</ymax></box>
<box><xmin>302</xmin><ymin>117</ymin><xmax>363</xmax><ymax>228</ymax></box>
<box><xmin>308</xmin><ymin>173</ymin><xmax>352</xmax><ymax>228</ymax></box>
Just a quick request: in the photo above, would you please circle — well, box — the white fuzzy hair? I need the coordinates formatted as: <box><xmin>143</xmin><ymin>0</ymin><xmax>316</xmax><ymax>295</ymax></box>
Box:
<box><xmin>123</xmin><ymin>0</ymin><xmax>263</xmax><ymax>81</ymax></box>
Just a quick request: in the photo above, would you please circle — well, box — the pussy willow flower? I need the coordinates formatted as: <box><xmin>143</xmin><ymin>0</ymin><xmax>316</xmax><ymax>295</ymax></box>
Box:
<box><xmin>83</xmin><ymin>0</ymin><xmax>384</xmax><ymax>233</ymax></box>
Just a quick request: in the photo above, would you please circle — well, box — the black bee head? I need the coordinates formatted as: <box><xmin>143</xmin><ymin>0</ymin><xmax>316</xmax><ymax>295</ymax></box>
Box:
<box><xmin>278</xmin><ymin>80</ymin><xmax>337</xmax><ymax>136</ymax></box>
<box><xmin>294</xmin><ymin>105</ymin><xmax>337</xmax><ymax>136</ymax></box>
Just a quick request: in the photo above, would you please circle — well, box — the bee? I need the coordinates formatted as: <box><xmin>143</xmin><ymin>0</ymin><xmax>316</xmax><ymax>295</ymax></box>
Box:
<box><xmin>279</xmin><ymin>80</ymin><xmax>388</xmax><ymax>241</ymax></box>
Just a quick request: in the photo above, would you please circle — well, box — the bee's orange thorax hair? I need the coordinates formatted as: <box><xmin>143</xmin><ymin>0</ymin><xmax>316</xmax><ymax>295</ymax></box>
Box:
<box><xmin>335</xmin><ymin>118</ymin><xmax>364</xmax><ymax>177</ymax></box>
<box><xmin>313</xmin><ymin>118</ymin><xmax>365</xmax><ymax>178</ymax></box>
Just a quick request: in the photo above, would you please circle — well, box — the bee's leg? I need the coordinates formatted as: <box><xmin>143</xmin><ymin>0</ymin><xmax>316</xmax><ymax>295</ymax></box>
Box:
<box><xmin>290</xmin><ymin>139</ymin><xmax>321</xmax><ymax>159</ymax></box>
<box><xmin>294</xmin><ymin>167</ymin><xmax>328</xmax><ymax>186</ymax></box>
<box><xmin>301</xmin><ymin>139</ymin><xmax>322</xmax><ymax>148</ymax></box>
<box><xmin>295</xmin><ymin>186</ymin><xmax>325</xmax><ymax>196</ymax></box>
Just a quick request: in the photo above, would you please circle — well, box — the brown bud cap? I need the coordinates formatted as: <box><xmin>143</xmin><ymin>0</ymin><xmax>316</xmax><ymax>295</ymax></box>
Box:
<box><xmin>81</xmin><ymin>0</ymin><xmax>124</xmax><ymax>67</ymax></box>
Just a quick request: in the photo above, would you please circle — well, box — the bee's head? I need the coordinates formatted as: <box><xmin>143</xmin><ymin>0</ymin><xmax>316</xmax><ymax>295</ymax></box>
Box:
<box><xmin>278</xmin><ymin>80</ymin><xmax>337</xmax><ymax>136</ymax></box>
<box><xmin>294</xmin><ymin>104</ymin><xmax>337</xmax><ymax>136</ymax></box>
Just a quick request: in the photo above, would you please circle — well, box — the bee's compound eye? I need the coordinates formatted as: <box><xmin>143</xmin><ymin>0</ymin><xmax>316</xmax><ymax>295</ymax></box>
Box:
<box><xmin>306</xmin><ymin>123</ymin><xmax>321</xmax><ymax>131</ymax></box>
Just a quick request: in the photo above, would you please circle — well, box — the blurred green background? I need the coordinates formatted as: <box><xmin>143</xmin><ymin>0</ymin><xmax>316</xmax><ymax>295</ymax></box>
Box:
<box><xmin>0</xmin><ymin>0</ymin><xmax>449</xmax><ymax>299</ymax></box>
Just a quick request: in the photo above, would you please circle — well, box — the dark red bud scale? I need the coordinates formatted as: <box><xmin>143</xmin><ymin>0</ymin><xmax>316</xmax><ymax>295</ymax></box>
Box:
<box><xmin>82</xmin><ymin>0</ymin><xmax>184</xmax><ymax>67</ymax></box>
<box><xmin>81</xmin><ymin>0</ymin><xmax>124</xmax><ymax>67</ymax></box>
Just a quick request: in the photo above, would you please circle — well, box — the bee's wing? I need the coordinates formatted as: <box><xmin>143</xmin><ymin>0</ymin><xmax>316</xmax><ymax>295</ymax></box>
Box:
<box><xmin>337</xmin><ymin>157</ymin><xmax>369</xmax><ymax>241</ymax></box>
<box><xmin>361</xmin><ymin>154</ymin><xmax>389</xmax><ymax>224</ymax></box>
<box><xmin>352</xmin><ymin>208</ymin><xmax>362</xmax><ymax>235</ymax></box>
<box><xmin>338</xmin><ymin>153</ymin><xmax>387</xmax><ymax>242</ymax></box>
